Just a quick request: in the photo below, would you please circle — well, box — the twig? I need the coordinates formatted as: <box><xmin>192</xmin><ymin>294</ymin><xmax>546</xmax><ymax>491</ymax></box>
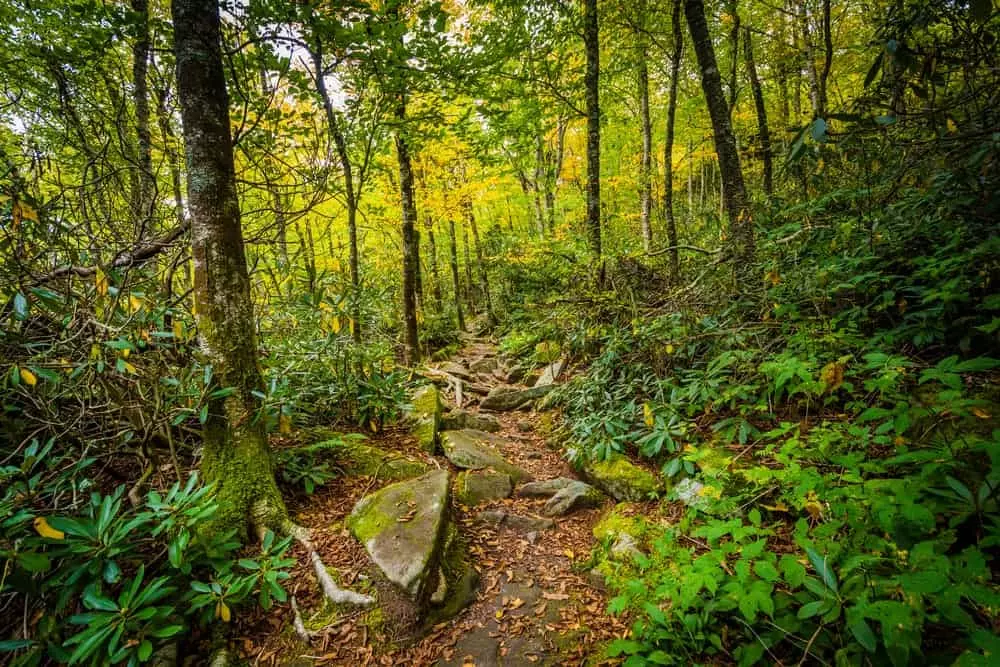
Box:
<box><xmin>645</xmin><ymin>244</ymin><xmax>723</xmax><ymax>257</ymax></box>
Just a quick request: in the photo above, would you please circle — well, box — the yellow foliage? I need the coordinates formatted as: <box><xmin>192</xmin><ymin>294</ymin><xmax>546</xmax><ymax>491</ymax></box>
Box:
<box><xmin>34</xmin><ymin>517</ymin><xmax>64</xmax><ymax>540</ymax></box>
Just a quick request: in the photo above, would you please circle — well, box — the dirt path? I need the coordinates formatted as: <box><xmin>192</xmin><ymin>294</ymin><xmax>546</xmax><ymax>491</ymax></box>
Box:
<box><xmin>241</xmin><ymin>337</ymin><xmax>625</xmax><ymax>666</ymax></box>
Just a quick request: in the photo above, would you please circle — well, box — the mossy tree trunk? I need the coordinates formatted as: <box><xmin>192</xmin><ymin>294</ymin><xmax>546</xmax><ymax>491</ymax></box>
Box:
<box><xmin>663</xmin><ymin>0</ymin><xmax>684</xmax><ymax>282</ymax></box>
<box><xmin>172</xmin><ymin>0</ymin><xmax>286</xmax><ymax>535</ymax></box>
<box><xmin>583</xmin><ymin>0</ymin><xmax>602</xmax><ymax>259</ymax></box>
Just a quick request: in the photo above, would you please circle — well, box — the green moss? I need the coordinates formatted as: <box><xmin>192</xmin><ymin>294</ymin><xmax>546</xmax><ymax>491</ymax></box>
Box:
<box><xmin>408</xmin><ymin>385</ymin><xmax>441</xmax><ymax>453</ymax></box>
<box><xmin>592</xmin><ymin>504</ymin><xmax>647</xmax><ymax>542</ymax></box>
<box><xmin>346</xmin><ymin>483</ymin><xmax>417</xmax><ymax>543</ymax></box>
<box><xmin>583</xmin><ymin>455</ymin><xmax>662</xmax><ymax>501</ymax></box>
<box><xmin>303</xmin><ymin>436</ymin><xmax>428</xmax><ymax>482</ymax></box>
<box><xmin>425</xmin><ymin>523</ymin><xmax>479</xmax><ymax>626</ymax></box>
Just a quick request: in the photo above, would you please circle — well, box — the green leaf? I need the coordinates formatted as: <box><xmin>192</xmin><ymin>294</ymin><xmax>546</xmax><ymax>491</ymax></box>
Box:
<box><xmin>811</xmin><ymin>118</ymin><xmax>828</xmax><ymax>142</ymax></box>
<box><xmin>807</xmin><ymin>549</ymin><xmax>838</xmax><ymax>593</ymax></box>
<box><xmin>138</xmin><ymin>640</ymin><xmax>153</xmax><ymax>661</ymax></box>
<box><xmin>13</xmin><ymin>292</ymin><xmax>29</xmax><ymax>320</ymax></box>
<box><xmin>850</xmin><ymin>618</ymin><xmax>878</xmax><ymax>652</ymax></box>
<box><xmin>798</xmin><ymin>600</ymin><xmax>827</xmax><ymax>619</ymax></box>
<box><xmin>754</xmin><ymin>561</ymin><xmax>780</xmax><ymax>582</ymax></box>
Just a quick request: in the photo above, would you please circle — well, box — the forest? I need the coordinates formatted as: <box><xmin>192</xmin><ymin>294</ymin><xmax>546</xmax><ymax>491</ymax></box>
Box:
<box><xmin>1</xmin><ymin>0</ymin><xmax>999</xmax><ymax>664</ymax></box>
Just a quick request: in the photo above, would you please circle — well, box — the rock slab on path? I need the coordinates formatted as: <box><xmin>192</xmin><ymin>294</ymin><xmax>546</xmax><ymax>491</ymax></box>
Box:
<box><xmin>346</xmin><ymin>469</ymin><xmax>450</xmax><ymax>602</ymax></box>
<box><xmin>442</xmin><ymin>408</ymin><xmax>501</xmax><ymax>433</ymax></box>
<box><xmin>407</xmin><ymin>385</ymin><xmax>442</xmax><ymax>453</ymax></box>
<box><xmin>477</xmin><ymin>509</ymin><xmax>555</xmax><ymax>532</ymax></box>
<box><xmin>441</xmin><ymin>429</ymin><xmax>532</xmax><ymax>483</ymax></box>
<box><xmin>456</xmin><ymin>470</ymin><xmax>513</xmax><ymax>505</ymax></box>
<box><xmin>479</xmin><ymin>384</ymin><xmax>553</xmax><ymax>411</ymax></box>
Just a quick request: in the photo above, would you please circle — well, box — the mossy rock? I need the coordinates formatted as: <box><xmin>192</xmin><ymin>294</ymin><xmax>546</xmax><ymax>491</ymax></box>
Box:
<box><xmin>302</xmin><ymin>435</ymin><xmax>428</xmax><ymax>482</ymax></box>
<box><xmin>441</xmin><ymin>429</ymin><xmax>532</xmax><ymax>483</ymax></box>
<box><xmin>424</xmin><ymin>524</ymin><xmax>479</xmax><ymax>627</ymax></box>
<box><xmin>455</xmin><ymin>469</ymin><xmax>512</xmax><ymax>506</ymax></box>
<box><xmin>592</xmin><ymin>504</ymin><xmax>647</xmax><ymax>543</ymax></box>
<box><xmin>581</xmin><ymin>455</ymin><xmax>663</xmax><ymax>502</ymax></box>
<box><xmin>347</xmin><ymin>469</ymin><xmax>450</xmax><ymax>602</ymax></box>
<box><xmin>407</xmin><ymin>384</ymin><xmax>442</xmax><ymax>453</ymax></box>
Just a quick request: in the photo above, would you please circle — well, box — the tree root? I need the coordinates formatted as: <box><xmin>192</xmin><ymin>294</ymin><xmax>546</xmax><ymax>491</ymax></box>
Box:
<box><xmin>279</xmin><ymin>518</ymin><xmax>374</xmax><ymax>607</ymax></box>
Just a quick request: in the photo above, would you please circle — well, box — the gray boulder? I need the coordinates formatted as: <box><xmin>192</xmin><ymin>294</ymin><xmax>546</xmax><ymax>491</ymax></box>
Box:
<box><xmin>441</xmin><ymin>430</ymin><xmax>532</xmax><ymax>483</ymax></box>
<box><xmin>346</xmin><ymin>469</ymin><xmax>450</xmax><ymax>603</ymax></box>
<box><xmin>441</xmin><ymin>408</ymin><xmax>502</xmax><ymax>433</ymax></box>
<box><xmin>479</xmin><ymin>384</ymin><xmax>553</xmax><ymax>411</ymax></box>
<box><xmin>477</xmin><ymin>509</ymin><xmax>555</xmax><ymax>532</ymax></box>
<box><xmin>542</xmin><ymin>480</ymin><xmax>605</xmax><ymax>517</ymax></box>
<box><xmin>455</xmin><ymin>470</ymin><xmax>513</xmax><ymax>506</ymax></box>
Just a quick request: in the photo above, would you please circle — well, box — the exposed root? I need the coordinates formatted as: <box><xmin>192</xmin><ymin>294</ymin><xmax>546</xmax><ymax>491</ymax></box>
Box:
<box><xmin>310</xmin><ymin>551</ymin><xmax>374</xmax><ymax>606</ymax></box>
<box><xmin>290</xmin><ymin>596</ymin><xmax>312</xmax><ymax>643</ymax></box>
<box><xmin>280</xmin><ymin>518</ymin><xmax>374</xmax><ymax>607</ymax></box>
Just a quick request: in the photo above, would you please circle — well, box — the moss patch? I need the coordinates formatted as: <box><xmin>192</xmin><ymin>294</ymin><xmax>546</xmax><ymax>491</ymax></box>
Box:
<box><xmin>407</xmin><ymin>385</ymin><xmax>442</xmax><ymax>453</ymax></box>
<box><xmin>298</xmin><ymin>434</ymin><xmax>428</xmax><ymax>482</ymax></box>
<box><xmin>582</xmin><ymin>455</ymin><xmax>663</xmax><ymax>501</ymax></box>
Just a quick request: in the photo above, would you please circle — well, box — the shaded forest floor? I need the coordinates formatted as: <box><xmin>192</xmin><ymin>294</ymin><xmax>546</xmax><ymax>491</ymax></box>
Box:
<box><xmin>237</xmin><ymin>336</ymin><xmax>630</xmax><ymax>666</ymax></box>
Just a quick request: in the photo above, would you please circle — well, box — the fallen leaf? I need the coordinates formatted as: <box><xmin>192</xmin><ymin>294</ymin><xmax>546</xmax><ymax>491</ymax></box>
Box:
<box><xmin>33</xmin><ymin>517</ymin><xmax>64</xmax><ymax>540</ymax></box>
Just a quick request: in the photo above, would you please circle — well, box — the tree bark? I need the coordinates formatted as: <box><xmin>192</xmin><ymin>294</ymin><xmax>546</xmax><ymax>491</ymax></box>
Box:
<box><xmin>636</xmin><ymin>0</ymin><xmax>653</xmax><ymax>251</ymax></box>
<box><xmin>684</xmin><ymin>0</ymin><xmax>756</xmax><ymax>279</ymax></box>
<box><xmin>583</xmin><ymin>0</ymin><xmax>602</xmax><ymax>258</ymax></box>
<box><xmin>394</xmin><ymin>98</ymin><xmax>421</xmax><ymax>364</ymax></box>
<box><xmin>427</xmin><ymin>224</ymin><xmax>443</xmax><ymax>311</ymax></box>
<box><xmin>466</xmin><ymin>200</ymin><xmax>496</xmax><ymax>326</ymax></box>
<box><xmin>309</xmin><ymin>39</ymin><xmax>362</xmax><ymax>343</ymax></box>
<box><xmin>662</xmin><ymin>0</ymin><xmax>684</xmax><ymax>281</ymax></box>
<box><xmin>462</xmin><ymin>224</ymin><xmax>475</xmax><ymax>312</ymax></box>
<box><xmin>744</xmin><ymin>26</ymin><xmax>774</xmax><ymax>197</ymax></box>
<box><xmin>131</xmin><ymin>0</ymin><xmax>154</xmax><ymax>240</ymax></box>
<box><xmin>448</xmin><ymin>219</ymin><xmax>465</xmax><ymax>331</ymax></box>
<box><xmin>172</xmin><ymin>0</ymin><xmax>285</xmax><ymax>534</ymax></box>
<box><xmin>727</xmin><ymin>1</ymin><xmax>740</xmax><ymax>117</ymax></box>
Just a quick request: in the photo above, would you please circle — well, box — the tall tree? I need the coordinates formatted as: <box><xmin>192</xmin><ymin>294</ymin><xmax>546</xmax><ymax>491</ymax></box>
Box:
<box><xmin>130</xmin><ymin>0</ymin><xmax>154</xmax><ymax>239</ymax></box>
<box><xmin>662</xmin><ymin>0</ymin><xmax>684</xmax><ymax>281</ymax></box>
<box><xmin>744</xmin><ymin>25</ymin><xmax>774</xmax><ymax>197</ymax></box>
<box><xmin>583</xmin><ymin>0</ymin><xmax>602</xmax><ymax>258</ymax></box>
<box><xmin>172</xmin><ymin>0</ymin><xmax>371</xmax><ymax>607</ymax></box>
<box><xmin>635</xmin><ymin>0</ymin><xmax>653</xmax><ymax>250</ymax></box>
<box><xmin>684</xmin><ymin>0</ymin><xmax>755</xmax><ymax>278</ymax></box>
<box><xmin>172</xmin><ymin>0</ymin><xmax>285</xmax><ymax>533</ymax></box>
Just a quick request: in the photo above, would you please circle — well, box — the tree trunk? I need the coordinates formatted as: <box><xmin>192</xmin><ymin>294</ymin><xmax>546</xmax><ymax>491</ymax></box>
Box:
<box><xmin>309</xmin><ymin>39</ymin><xmax>362</xmax><ymax>343</ymax></box>
<box><xmin>662</xmin><ymin>0</ymin><xmax>684</xmax><ymax>281</ymax></box>
<box><xmin>461</xmin><ymin>224</ymin><xmax>475</xmax><ymax>312</ymax></box>
<box><xmin>448</xmin><ymin>219</ymin><xmax>465</xmax><ymax>331</ymax></box>
<box><xmin>172</xmin><ymin>0</ymin><xmax>285</xmax><ymax>534</ymax></box>
<box><xmin>466</xmin><ymin>200</ymin><xmax>496</xmax><ymax>326</ymax></box>
<box><xmin>685</xmin><ymin>0</ymin><xmax>756</xmax><ymax>278</ymax></box>
<box><xmin>637</xmin><ymin>0</ymin><xmax>653</xmax><ymax>251</ymax></box>
<box><xmin>394</xmin><ymin>98</ymin><xmax>421</xmax><ymax>364</ymax></box>
<box><xmin>727</xmin><ymin>1</ymin><xmax>740</xmax><ymax>116</ymax></box>
<box><xmin>583</xmin><ymin>0</ymin><xmax>602</xmax><ymax>258</ymax></box>
<box><xmin>131</xmin><ymin>0</ymin><xmax>154</xmax><ymax>240</ymax></box>
<box><xmin>743</xmin><ymin>26</ymin><xmax>774</xmax><ymax>197</ymax></box>
<box><xmin>427</xmin><ymin>224</ymin><xmax>443</xmax><ymax>311</ymax></box>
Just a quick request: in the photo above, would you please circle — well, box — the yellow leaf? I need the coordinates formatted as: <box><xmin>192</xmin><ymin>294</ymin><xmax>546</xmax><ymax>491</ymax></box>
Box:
<box><xmin>643</xmin><ymin>402</ymin><xmax>654</xmax><ymax>428</ymax></box>
<box><xmin>494</xmin><ymin>609</ymin><xmax>504</xmax><ymax>620</ymax></box>
<box><xmin>369</xmin><ymin>420</ymin><xmax>378</xmax><ymax>433</ymax></box>
<box><xmin>34</xmin><ymin>517</ymin><xmax>64</xmax><ymax>540</ymax></box>
<box><xmin>122</xmin><ymin>347</ymin><xmax>131</xmax><ymax>359</ymax></box>
<box><xmin>946</xmin><ymin>118</ymin><xmax>957</xmax><ymax>133</ymax></box>
<box><xmin>665</xmin><ymin>343</ymin><xmax>674</xmax><ymax>354</ymax></box>
<box><xmin>95</xmin><ymin>268</ymin><xmax>108</xmax><ymax>296</ymax></box>
<box><xmin>172</xmin><ymin>320</ymin><xmax>184</xmax><ymax>340</ymax></box>
<box><xmin>972</xmin><ymin>408</ymin><xmax>991</xmax><ymax>420</ymax></box>
<box><xmin>129</xmin><ymin>295</ymin><xmax>143</xmax><ymax>313</ymax></box>
<box><xmin>279</xmin><ymin>414</ymin><xmax>292</xmax><ymax>435</ymax></box>
<box><xmin>330</xmin><ymin>316</ymin><xmax>341</xmax><ymax>334</ymax></box>
<box><xmin>216</xmin><ymin>601</ymin><xmax>231</xmax><ymax>622</ymax></box>
<box><xmin>19</xmin><ymin>367</ymin><xmax>37</xmax><ymax>386</ymax></box>
<box><xmin>563</xmin><ymin>549</ymin><xmax>574</xmax><ymax>560</ymax></box>
<box><xmin>123</xmin><ymin>362</ymin><xmax>137</xmax><ymax>374</ymax></box>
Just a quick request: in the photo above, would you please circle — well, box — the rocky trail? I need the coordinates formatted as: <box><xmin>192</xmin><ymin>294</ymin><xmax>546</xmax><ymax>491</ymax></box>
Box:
<box><xmin>238</xmin><ymin>335</ymin><xmax>659</xmax><ymax>666</ymax></box>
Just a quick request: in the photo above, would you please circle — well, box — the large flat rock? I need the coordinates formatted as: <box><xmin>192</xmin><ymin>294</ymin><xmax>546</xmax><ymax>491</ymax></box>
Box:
<box><xmin>441</xmin><ymin>429</ymin><xmax>532</xmax><ymax>483</ymax></box>
<box><xmin>479</xmin><ymin>384</ymin><xmax>553</xmax><ymax>411</ymax></box>
<box><xmin>347</xmin><ymin>469</ymin><xmax>450</xmax><ymax>602</ymax></box>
